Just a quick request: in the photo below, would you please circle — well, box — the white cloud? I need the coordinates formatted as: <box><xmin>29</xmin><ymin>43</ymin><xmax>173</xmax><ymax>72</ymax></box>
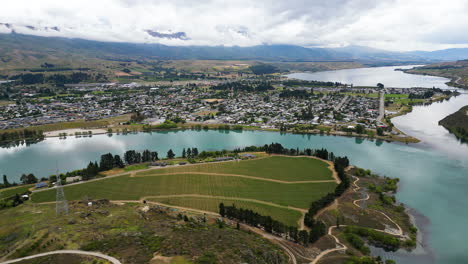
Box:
<box><xmin>0</xmin><ymin>0</ymin><xmax>467</xmax><ymax>51</ymax></box>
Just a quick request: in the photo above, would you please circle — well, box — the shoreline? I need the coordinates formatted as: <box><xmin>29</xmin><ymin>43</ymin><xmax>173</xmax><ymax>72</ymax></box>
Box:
<box><xmin>401</xmin><ymin>68</ymin><xmax>468</xmax><ymax>89</ymax></box>
<box><xmin>41</xmin><ymin>126</ymin><xmax>420</xmax><ymax>144</ymax></box>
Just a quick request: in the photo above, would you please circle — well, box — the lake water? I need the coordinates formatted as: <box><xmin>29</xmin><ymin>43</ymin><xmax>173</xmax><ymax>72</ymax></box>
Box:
<box><xmin>1</xmin><ymin>66</ymin><xmax>468</xmax><ymax>264</ymax></box>
<box><xmin>287</xmin><ymin>65</ymin><xmax>451</xmax><ymax>88</ymax></box>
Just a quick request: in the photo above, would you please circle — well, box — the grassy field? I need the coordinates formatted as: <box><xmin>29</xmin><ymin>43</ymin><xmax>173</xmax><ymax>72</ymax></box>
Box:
<box><xmin>1</xmin><ymin>115</ymin><xmax>131</xmax><ymax>134</ymax></box>
<box><xmin>0</xmin><ymin>100</ymin><xmax>14</xmax><ymax>106</ymax></box>
<box><xmin>148</xmin><ymin>196</ymin><xmax>303</xmax><ymax>227</ymax></box>
<box><xmin>136</xmin><ymin>156</ymin><xmax>333</xmax><ymax>181</ymax></box>
<box><xmin>31</xmin><ymin>156</ymin><xmax>336</xmax><ymax>223</ymax></box>
<box><xmin>0</xmin><ymin>185</ymin><xmax>33</xmax><ymax>199</ymax></box>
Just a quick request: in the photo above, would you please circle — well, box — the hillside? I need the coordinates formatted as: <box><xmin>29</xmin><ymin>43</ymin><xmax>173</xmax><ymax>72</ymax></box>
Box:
<box><xmin>409</xmin><ymin>48</ymin><xmax>468</xmax><ymax>61</ymax></box>
<box><xmin>0</xmin><ymin>202</ymin><xmax>289</xmax><ymax>264</ymax></box>
<box><xmin>439</xmin><ymin>105</ymin><xmax>468</xmax><ymax>141</ymax></box>
<box><xmin>0</xmin><ymin>33</ymin><xmax>432</xmax><ymax>68</ymax></box>
<box><xmin>405</xmin><ymin>60</ymin><xmax>468</xmax><ymax>87</ymax></box>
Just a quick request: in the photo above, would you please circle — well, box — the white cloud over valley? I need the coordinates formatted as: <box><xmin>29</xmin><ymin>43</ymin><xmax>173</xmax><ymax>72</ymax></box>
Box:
<box><xmin>1</xmin><ymin>0</ymin><xmax>467</xmax><ymax>51</ymax></box>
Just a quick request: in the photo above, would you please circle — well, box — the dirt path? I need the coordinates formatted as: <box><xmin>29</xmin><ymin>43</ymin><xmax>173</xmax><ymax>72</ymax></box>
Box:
<box><xmin>309</xmin><ymin>175</ymin><xmax>406</xmax><ymax>264</ymax></box>
<box><xmin>111</xmin><ymin>199</ymin><xmax>298</xmax><ymax>264</ymax></box>
<box><xmin>142</xmin><ymin>194</ymin><xmax>307</xmax><ymax>230</ymax></box>
<box><xmin>351</xmin><ymin>176</ymin><xmax>403</xmax><ymax>236</ymax></box>
<box><xmin>133</xmin><ymin>171</ymin><xmax>336</xmax><ymax>184</ymax></box>
<box><xmin>0</xmin><ymin>250</ymin><xmax>121</xmax><ymax>264</ymax></box>
<box><xmin>314</xmin><ymin>200</ymin><xmax>338</xmax><ymax>219</ymax></box>
<box><xmin>244</xmin><ymin>225</ymin><xmax>298</xmax><ymax>264</ymax></box>
<box><xmin>310</xmin><ymin>226</ymin><xmax>348</xmax><ymax>264</ymax></box>
<box><xmin>140</xmin><ymin>194</ymin><xmax>307</xmax><ymax>212</ymax></box>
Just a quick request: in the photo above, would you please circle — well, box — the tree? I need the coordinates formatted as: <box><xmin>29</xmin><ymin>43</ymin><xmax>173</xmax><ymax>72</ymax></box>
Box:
<box><xmin>130</xmin><ymin>111</ymin><xmax>145</xmax><ymax>123</ymax></box>
<box><xmin>83</xmin><ymin>161</ymin><xmax>99</xmax><ymax>180</ymax></box>
<box><xmin>99</xmin><ymin>153</ymin><xmax>115</xmax><ymax>171</ymax></box>
<box><xmin>377</xmin><ymin>127</ymin><xmax>384</xmax><ymax>136</ymax></box>
<box><xmin>355</xmin><ymin>124</ymin><xmax>365</xmax><ymax>134</ymax></box>
<box><xmin>309</xmin><ymin>221</ymin><xmax>327</xmax><ymax>243</ymax></box>
<box><xmin>192</xmin><ymin>148</ymin><xmax>199</xmax><ymax>157</ymax></box>
<box><xmin>298</xmin><ymin>230</ymin><xmax>309</xmax><ymax>246</ymax></box>
<box><xmin>135</xmin><ymin>152</ymin><xmax>142</xmax><ymax>163</ymax></box>
<box><xmin>151</xmin><ymin>151</ymin><xmax>159</xmax><ymax>161</ymax></box>
<box><xmin>182</xmin><ymin>148</ymin><xmax>186</xmax><ymax>158</ymax></box>
<box><xmin>49</xmin><ymin>174</ymin><xmax>57</xmax><ymax>183</ymax></box>
<box><xmin>377</xmin><ymin>83</ymin><xmax>384</xmax><ymax>89</ymax></box>
<box><xmin>124</xmin><ymin>150</ymin><xmax>137</xmax><ymax>164</ymax></box>
<box><xmin>186</xmin><ymin>148</ymin><xmax>192</xmax><ymax>158</ymax></box>
<box><xmin>167</xmin><ymin>149</ymin><xmax>175</xmax><ymax>159</ymax></box>
<box><xmin>20</xmin><ymin>173</ymin><xmax>38</xmax><ymax>184</ymax></box>
<box><xmin>142</xmin><ymin>150</ymin><xmax>152</xmax><ymax>162</ymax></box>
<box><xmin>13</xmin><ymin>194</ymin><xmax>23</xmax><ymax>206</ymax></box>
<box><xmin>3</xmin><ymin>175</ymin><xmax>10</xmax><ymax>188</ymax></box>
<box><xmin>219</xmin><ymin>203</ymin><xmax>225</xmax><ymax>217</ymax></box>
<box><xmin>113</xmin><ymin>155</ymin><xmax>125</xmax><ymax>168</ymax></box>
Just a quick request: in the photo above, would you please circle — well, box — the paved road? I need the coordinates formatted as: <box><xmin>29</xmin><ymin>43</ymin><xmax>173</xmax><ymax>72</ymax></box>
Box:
<box><xmin>0</xmin><ymin>250</ymin><xmax>121</xmax><ymax>264</ymax></box>
<box><xmin>334</xmin><ymin>95</ymin><xmax>349</xmax><ymax>111</ymax></box>
<box><xmin>377</xmin><ymin>90</ymin><xmax>385</xmax><ymax>122</ymax></box>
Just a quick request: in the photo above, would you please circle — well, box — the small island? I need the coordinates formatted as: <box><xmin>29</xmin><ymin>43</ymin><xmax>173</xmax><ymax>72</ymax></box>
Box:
<box><xmin>439</xmin><ymin>105</ymin><xmax>468</xmax><ymax>142</ymax></box>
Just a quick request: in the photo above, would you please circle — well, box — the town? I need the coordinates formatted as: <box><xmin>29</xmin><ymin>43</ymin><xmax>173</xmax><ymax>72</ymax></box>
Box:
<box><xmin>0</xmin><ymin>77</ymin><xmax>456</xmax><ymax>142</ymax></box>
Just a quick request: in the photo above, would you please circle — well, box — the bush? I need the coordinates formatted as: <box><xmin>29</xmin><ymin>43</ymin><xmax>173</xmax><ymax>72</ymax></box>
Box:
<box><xmin>196</xmin><ymin>252</ymin><xmax>217</xmax><ymax>264</ymax></box>
<box><xmin>344</xmin><ymin>226</ymin><xmax>400</xmax><ymax>251</ymax></box>
<box><xmin>153</xmin><ymin>120</ymin><xmax>178</xmax><ymax>130</ymax></box>
<box><xmin>344</xmin><ymin>233</ymin><xmax>370</xmax><ymax>254</ymax></box>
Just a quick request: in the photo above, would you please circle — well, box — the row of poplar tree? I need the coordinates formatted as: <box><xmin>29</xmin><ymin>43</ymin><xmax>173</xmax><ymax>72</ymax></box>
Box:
<box><xmin>219</xmin><ymin>203</ymin><xmax>326</xmax><ymax>246</ymax></box>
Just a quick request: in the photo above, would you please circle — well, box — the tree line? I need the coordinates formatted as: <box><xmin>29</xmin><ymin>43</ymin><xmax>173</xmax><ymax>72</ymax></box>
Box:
<box><xmin>9</xmin><ymin>72</ymin><xmax>108</xmax><ymax>85</ymax></box>
<box><xmin>219</xmin><ymin>203</ymin><xmax>326</xmax><ymax>246</ymax></box>
<box><xmin>0</xmin><ymin>129</ymin><xmax>45</xmax><ymax>144</ymax></box>
<box><xmin>212</xmin><ymin>81</ymin><xmax>274</xmax><ymax>92</ymax></box>
<box><xmin>282</xmin><ymin>79</ymin><xmax>343</xmax><ymax>87</ymax></box>
<box><xmin>303</xmin><ymin>155</ymin><xmax>350</xmax><ymax>228</ymax></box>
<box><xmin>1</xmin><ymin>173</ymin><xmax>40</xmax><ymax>189</ymax></box>
<box><xmin>249</xmin><ymin>64</ymin><xmax>279</xmax><ymax>75</ymax></box>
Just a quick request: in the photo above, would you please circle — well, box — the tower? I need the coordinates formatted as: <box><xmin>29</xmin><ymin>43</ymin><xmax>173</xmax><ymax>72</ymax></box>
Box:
<box><xmin>55</xmin><ymin>169</ymin><xmax>69</xmax><ymax>216</ymax></box>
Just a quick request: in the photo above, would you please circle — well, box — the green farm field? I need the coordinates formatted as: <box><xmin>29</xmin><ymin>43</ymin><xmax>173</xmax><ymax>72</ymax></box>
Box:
<box><xmin>148</xmin><ymin>196</ymin><xmax>303</xmax><ymax>227</ymax></box>
<box><xmin>136</xmin><ymin>156</ymin><xmax>334</xmax><ymax>181</ymax></box>
<box><xmin>31</xmin><ymin>156</ymin><xmax>337</xmax><ymax>225</ymax></box>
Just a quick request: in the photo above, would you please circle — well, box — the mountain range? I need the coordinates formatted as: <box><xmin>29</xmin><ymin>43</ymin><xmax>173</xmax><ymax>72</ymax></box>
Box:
<box><xmin>1</xmin><ymin>32</ymin><xmax>468</xmax><ymax>66</ymax></box>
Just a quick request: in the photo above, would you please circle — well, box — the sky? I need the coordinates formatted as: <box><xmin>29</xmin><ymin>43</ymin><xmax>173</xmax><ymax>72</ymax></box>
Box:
<box><xmin>1</xmin><ymin>0</ymin><xmax>468</xmax><ymax>51</ymax></box>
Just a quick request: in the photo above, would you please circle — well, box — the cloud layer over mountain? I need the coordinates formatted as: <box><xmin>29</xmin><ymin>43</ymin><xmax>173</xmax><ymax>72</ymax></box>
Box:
<box><xmin>1</xmin><ymin>0</ymin><xmax>468</xmax><ymax>51</ymax></box>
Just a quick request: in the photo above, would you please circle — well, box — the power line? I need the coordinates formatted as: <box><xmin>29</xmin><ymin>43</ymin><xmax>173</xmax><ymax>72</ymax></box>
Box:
<box><xmin>55</xmin><ymin>166</ymin><xmax>68</xmax><ymax>216</ymax></box>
